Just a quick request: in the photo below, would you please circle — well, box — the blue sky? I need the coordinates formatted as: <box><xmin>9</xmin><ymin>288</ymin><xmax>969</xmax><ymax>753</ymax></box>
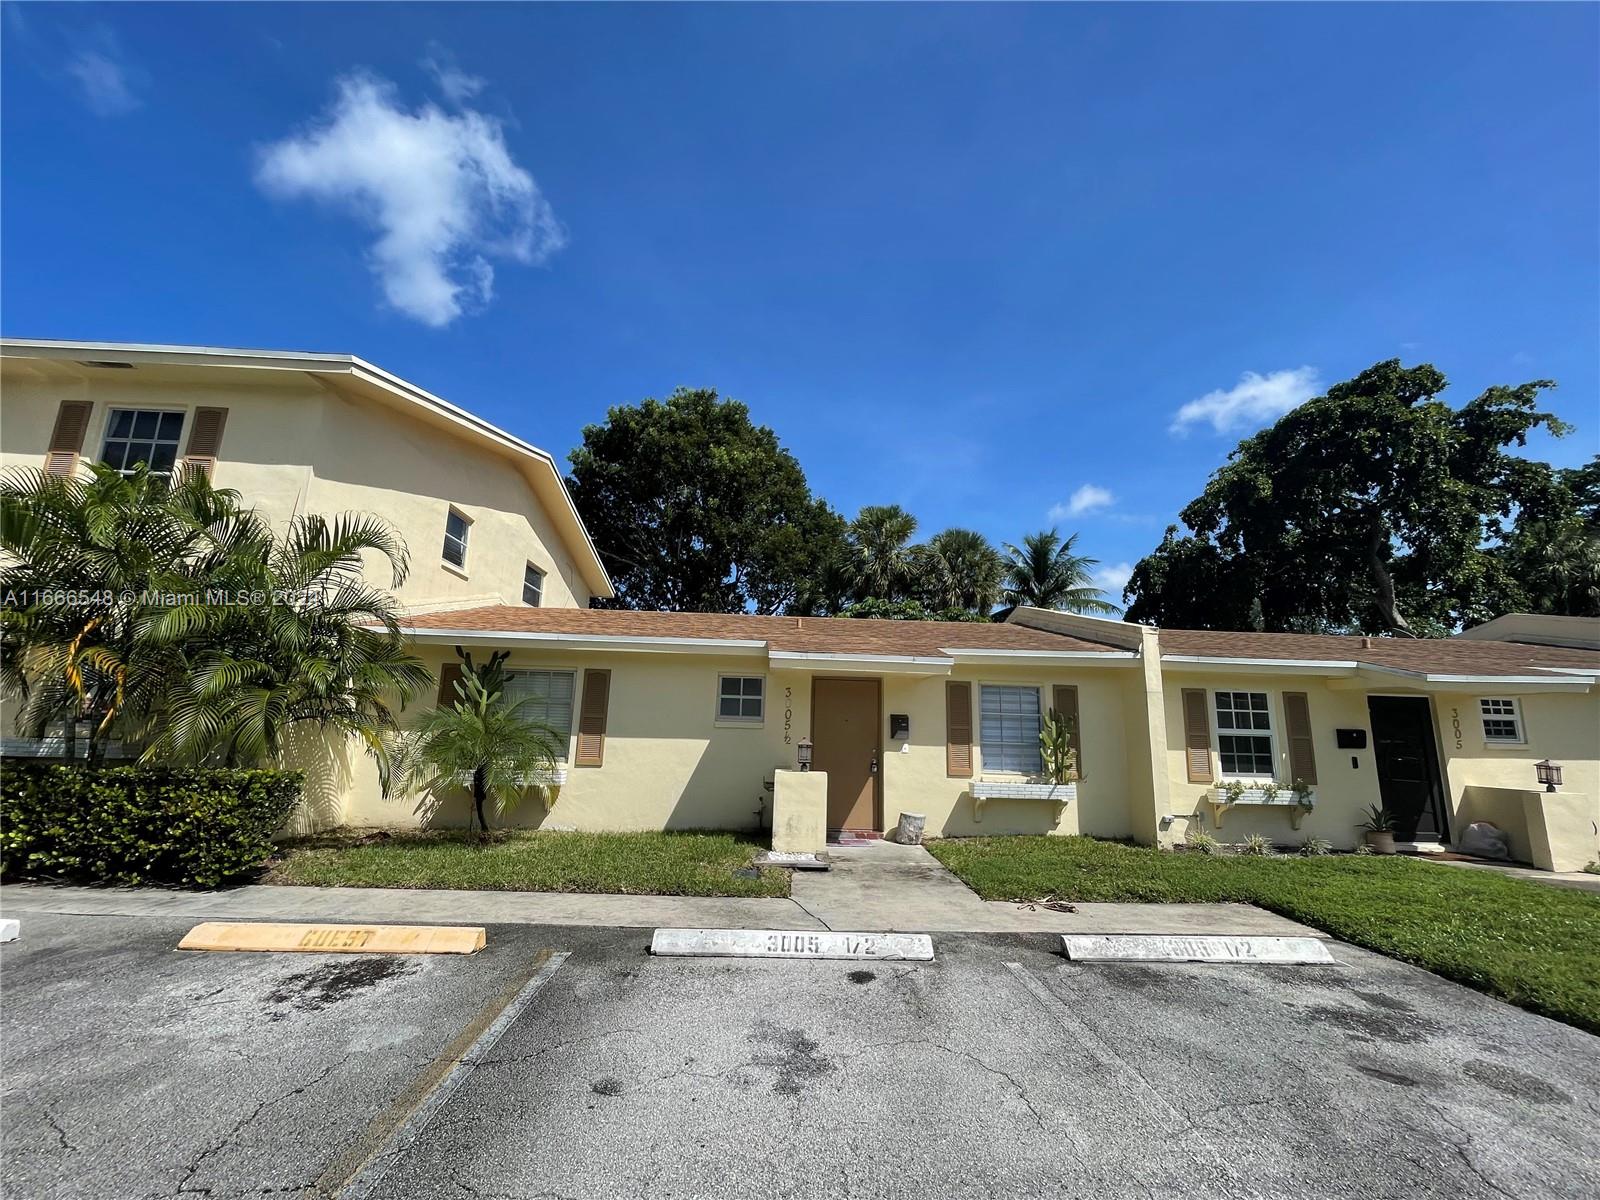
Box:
<box><xmin>4</xmin><ymin>3</ymin><xmax>1597</xmax><ymax>598</ymax></box>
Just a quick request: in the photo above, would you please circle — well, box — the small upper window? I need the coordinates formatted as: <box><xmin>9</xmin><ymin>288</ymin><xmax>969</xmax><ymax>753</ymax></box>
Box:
<box><xmin>718</xmin><ymin>676</ymin><xmax>764</xmax><ymax>723</ymax></box>
<box><xmin>1216</xmin><ymin>690</ymin><xmax>1274</xmax><ymax>776</ymax></box>
<box><xmin>522</xmin><ymin>564</ymin><xmax>545</xmax><ymax>607</ymax></box>
<box><xmin>102</xmin><ymin>409</ymin><xmax>183</xmax><ymax>476</ymax></box>
<box><xmin>443</xmin><ymin>509</ymin><xmax>470</xmax><ymax>568</ymax></box>
<box><xmin>1479</xmin><ymin>698</ymin><xmax>1524</xmax><ymax>744</ymax></box>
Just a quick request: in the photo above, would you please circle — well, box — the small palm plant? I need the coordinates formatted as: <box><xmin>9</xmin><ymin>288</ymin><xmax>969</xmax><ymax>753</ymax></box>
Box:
<box><xmin>384</xmin><ymin>650</ymin><xmax>564</xmax><ymax>834</ymax></box>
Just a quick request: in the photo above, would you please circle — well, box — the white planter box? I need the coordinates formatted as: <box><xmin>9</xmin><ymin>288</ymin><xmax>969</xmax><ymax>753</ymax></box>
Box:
<box><xmin>1206</xmin><ymin>785</ymin><xmax>1315</xmax><ymax>829</ymax></box>
<box><xmin>970</xmin><ymin>780</ymin><xmax>1076</xmax><ymax>823</ymax></box>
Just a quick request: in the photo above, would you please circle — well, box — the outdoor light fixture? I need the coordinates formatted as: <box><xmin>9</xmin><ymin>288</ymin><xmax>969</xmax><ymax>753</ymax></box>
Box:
<box><xmin>1535</xmin><ymin>759</ymin><xmax>1563</xmax><ymax>793</ymax></box>
<box><xmin>796</xmin><ymin>737</ymin><xmax>813</xmax><ymax>772</ymax></box>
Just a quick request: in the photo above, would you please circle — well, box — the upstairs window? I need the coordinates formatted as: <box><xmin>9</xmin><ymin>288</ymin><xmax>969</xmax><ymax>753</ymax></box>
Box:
<box><xmin>102</xmin><ymin>409</ymin><xmax>183</xmax><ymax>476</ymax></box>
<box><xmin>522</xmin><ymin>563</ymin><xmax>545</xmax><ymax>607</ymax></box>
<box><xmin>1479</xmin><ymin>698</ymin><xmax>1524</xmax><ymax>744</ymax></box>
<box><xmin>442</xmin><ymin>508</ymin><xmax>470</xmax><ymax>569</ymax></box>
<box><xmin>980</xmin><ymin>685</ymin><xmax>1043</xmax><ymax>774</ymax></box>
<box><xmin>1215</xmin><ymin>691</ymin><xmax>1274</xmax><ymax>776</ymax></box>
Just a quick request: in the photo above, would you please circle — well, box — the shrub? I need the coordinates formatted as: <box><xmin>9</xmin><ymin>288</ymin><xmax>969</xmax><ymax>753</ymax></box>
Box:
<box><xmin>1240</xmin><ymin>833</ymin><xmax>1275</xmax><ymax>856</ymax></box>
<box><xmin>1185</xmin><ymin>830</ymin><xmax>1218</xmax><ymax>855</ymax></box>
<box><xmin>1</xmin><ymin>763</ymin><xmax>301</xmax><ymax>888</ymax></box>
<box><xmin>1299</xmin><ymin>837</ymin><xmax>1333</xmax><ymax>857</ymax></box>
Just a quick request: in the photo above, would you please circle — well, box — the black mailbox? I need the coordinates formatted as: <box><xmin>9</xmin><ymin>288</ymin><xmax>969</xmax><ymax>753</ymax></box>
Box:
<box><xmin>1336</xmin><ymin>728</ymin><xmax>1368</xmax><ymax>750</ymax></box>
<box><xmin>889</xmin><ymin>713</ymin><xmax>910</xmax><ymax>740</ymax></box>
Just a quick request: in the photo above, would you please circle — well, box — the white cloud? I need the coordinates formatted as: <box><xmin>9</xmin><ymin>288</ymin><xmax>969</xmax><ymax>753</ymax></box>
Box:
<box><xmin>256</xmin><ymin>73</ymin><xmax>565</xmax><ymax>326</ymax></box>
<box><xmin>66</xmin><ymin>45</ymin><xmax>139</xmax><ymax>116</ymax></box>
<box><xmin>1169</xmin><ymin>367</ymin><xmax>1321</xmax><ymax>436</ymax></box>
<box><xmin>422</xmin><ymin>45</ymin><xmax>485</xmax><ymax>105</ymax></box>
<box><xmin>1048</xmin><ymin>484</ymin><xmax>1115</xmax><ymax>522</ymax></box>
<box><xmin>1093</xmin><ymin>562</ymin><xmax>1133</xmax><ymax>594</ymax></box>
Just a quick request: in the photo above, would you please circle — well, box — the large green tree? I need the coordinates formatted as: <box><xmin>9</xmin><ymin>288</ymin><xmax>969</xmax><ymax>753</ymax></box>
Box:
<box><xmin>1489</xmin><ymin>455</ymin><xmax>1600</xmax><ymax>618</ymax></box>
<box><xmin>909</xmin><ymin>528</ymin><xmax>1007</xmax><ymax>614</ymax></box>
<box><xmin>1001</xmin><ymin>530</ymin><xmax>1119</xmax><ymax>614</ymax></box>
<box><xmin>0</xmin><ymin>464</ymin><xmax>428</xmax><ymax>765</ymax></box>
<box><xmin>1124</xmin><ymin>360</ymin><xmax>1571</xmax><ymax>634</ymax></box>
<box><xmin>566</xmin><ymin>389</ymin><xmax>846</xmax><ymax>613</ymax></box>
<box><xmin>847</xmin><ymin>504</ymin><xmax>919</xmax><ymax>604</ymax></box>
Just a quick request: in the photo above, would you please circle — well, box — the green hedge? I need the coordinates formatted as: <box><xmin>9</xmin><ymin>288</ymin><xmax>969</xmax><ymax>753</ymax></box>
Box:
<box><xmin>1</xmin><ymin>763</ymin><xmax>303</xmax><ymax>888</ymax></box>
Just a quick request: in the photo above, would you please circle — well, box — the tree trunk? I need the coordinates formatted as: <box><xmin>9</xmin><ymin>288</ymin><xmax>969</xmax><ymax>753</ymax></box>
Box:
<box><xmin>1366</xmin><ymin>526</ymin><xmax>1416</xmax><ymax>637</ymax></box>
<box><xmin>472</xmin><ymin>767</ymin><xmax>490</xmax><ymax>833</ymax></box>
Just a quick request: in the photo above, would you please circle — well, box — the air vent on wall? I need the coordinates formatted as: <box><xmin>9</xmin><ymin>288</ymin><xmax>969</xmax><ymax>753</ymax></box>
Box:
<box><xmin>80</xmin><ymin>360</ymin><xmax>135</xmax><ymax>369</ymax></box>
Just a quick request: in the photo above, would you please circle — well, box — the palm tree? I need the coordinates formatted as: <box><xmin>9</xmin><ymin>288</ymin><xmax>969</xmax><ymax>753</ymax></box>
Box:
<box><xmin>1001</xmin><ymin>529</ymin><xmax>1121</xmax><ymax>614</ymax></box>
<box><xmin>383</xmin><ymin>651</ymin><xmax>563</xmax><ymax>833</ymax></box>
<box><xmin>849</xmin><ymin>504</ymin><xmax>918</xmax><ymax>601</ymax></box>
<box><xmin>1</xmin><ymin>462</ymin><xmax>429</xmax><ymax>766</ymax></box>
<box><xmin>920</xmin><ymin>528</ymin><xmax>1007</xmax><ymax>614</ymax></box>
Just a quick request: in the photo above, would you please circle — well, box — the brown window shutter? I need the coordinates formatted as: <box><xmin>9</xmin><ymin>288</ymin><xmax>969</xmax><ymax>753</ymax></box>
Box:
<box><xmin>44</xmin><ymin>400</ymin><xmax>93</xmax><ymax>475</ymax></box>
<box><xmin>1283</xmin><ymin>692</ymin><xmax>1318</xmax><ymax>786</ymax></box>
<box><xmin>436</xmin><ymin>662</ymin><xmax>464</xmax><ymax>706</ymax></box>
<box><xmin>575</xmin><ymin>669</ymin><xmax>611</xmax><ymax>767</ymax></box>
<box><xmin>181</xmin><ymin>407</ymin><xmax>228</xmax><ymax>479</ymax></box>
<box><xmin>1051</xmin><ymin>684</ymin><xmax>1082</xmax><ymax>780</ymax></box>
<box><xmin>1181</xmin><ymin>688</ymin><xmax>1214</xmax><ymax>783</ymax></box>
<box><xmin>945</xmin><ymin>681</ymin><xmax>973</xmax><ymax>778</ymax></box>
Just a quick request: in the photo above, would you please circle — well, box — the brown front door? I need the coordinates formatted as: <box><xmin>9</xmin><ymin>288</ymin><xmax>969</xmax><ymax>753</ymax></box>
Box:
<box><xmin>812</xmin><ymin>678</ymin><xmax>880</xmax><ymax>832</ymax></box>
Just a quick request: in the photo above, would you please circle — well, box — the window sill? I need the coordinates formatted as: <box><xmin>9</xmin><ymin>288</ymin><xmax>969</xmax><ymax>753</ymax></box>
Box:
<box><xmin>1481</xmin><ymin>740</ymin><xmax>1528</xmax><ymax>750</ymax></box>
<box><xmin>440</xmin><ymin>560</ymin><xmax>470</xmax><ymax>581</ymax></box>
<box><xmin>715</xmin><ymin>719</ymin><xmax>765</xmax><ymax>730</ymax></box>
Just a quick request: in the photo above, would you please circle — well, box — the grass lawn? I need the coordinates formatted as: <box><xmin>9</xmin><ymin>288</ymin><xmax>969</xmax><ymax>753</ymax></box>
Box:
<box><xmin>927</xmin><ymin>836</ymin><xmax>1600</xmax><ymax>1035</ymax></box>
<box><xmin>267</xmin><ymin>829</ymin><xmax>789</xmax><ymax>898</ymax></box>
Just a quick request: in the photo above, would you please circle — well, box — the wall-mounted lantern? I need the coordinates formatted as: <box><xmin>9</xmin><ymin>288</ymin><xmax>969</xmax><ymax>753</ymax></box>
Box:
<box><xmin>1535</xmin><ymin>759</ymin><xmax>1563</xmax><ymax>793</ymax></box>
<box><xmin>796</xmin><ymin>736</ymin><xmax>813</xmax><ymax>772</ymax></box>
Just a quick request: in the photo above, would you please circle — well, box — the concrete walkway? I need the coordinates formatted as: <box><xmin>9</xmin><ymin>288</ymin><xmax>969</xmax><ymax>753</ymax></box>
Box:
<box><xmin>1427</xmin><ymin>858</ymin><xmax>1600</xmax><ymax>893</ymax></box>
<box><xmin>0</xmin><ymin>840</ymin><xmax>1320</xmax><ymax>936</ymax></box>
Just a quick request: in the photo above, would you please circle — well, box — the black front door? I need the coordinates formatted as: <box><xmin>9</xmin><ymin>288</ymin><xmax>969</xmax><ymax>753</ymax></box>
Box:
<box><xmin>1367</xmin><ymin>696</ymin><xmax>1448</xmax><ymax>841</ymax></box>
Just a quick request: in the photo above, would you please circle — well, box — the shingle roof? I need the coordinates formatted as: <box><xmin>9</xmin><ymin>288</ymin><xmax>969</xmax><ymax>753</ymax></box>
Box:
<box><xmin>1157</xmin><ymin>628</ymin><xmax>1600</xmax><ymax>677</ymax></box>
<box><xmin>400</xmin><ymin>606</ymin><xmax>1120</xmax><ymax>656</ymax></box>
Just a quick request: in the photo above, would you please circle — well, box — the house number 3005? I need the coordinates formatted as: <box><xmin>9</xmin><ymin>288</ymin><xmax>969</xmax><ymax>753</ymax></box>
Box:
<box><xmin>1450</xmin><ymin>708</ymin><xmax>1463</xmax><ymax>750</ymax></box>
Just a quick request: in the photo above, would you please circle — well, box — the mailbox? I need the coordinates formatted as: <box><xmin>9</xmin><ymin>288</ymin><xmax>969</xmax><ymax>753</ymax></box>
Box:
<box><xmin>1335</xmin><ymin>728</ymin><xmax>1368</xmax><ymax>750</ymax></box>
<box><xmin>889</xmin><ymin>714</ymin><xmax>910</xmax><ymax>741</ymax></box>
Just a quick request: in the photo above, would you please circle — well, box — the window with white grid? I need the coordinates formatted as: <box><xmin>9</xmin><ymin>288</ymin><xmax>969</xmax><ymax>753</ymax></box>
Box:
<box><xmin>1215</xmin><ymin>690</ymin><xmax>1275</xmax><ymax>777</ymax></box>
<box><xmin>717</xmin><ymin>676</ymin><xmax>765</xmax><ymax>723</ymax></box>
<box><xmin>1479</xmin><ymin>698</ymin><xmax>1524</xmax><ymax>744</ymax></box>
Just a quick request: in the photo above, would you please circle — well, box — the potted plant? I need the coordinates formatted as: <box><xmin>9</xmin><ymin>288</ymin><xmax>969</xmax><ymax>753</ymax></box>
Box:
<box><xmin>1358</xmin><ymin>804</ymin><xmax>1397</xmax><ymax>855</ymax></box>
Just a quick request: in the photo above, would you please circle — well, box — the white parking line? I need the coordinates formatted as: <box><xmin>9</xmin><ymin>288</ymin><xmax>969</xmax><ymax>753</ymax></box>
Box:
<box><xmin>323</xmin><ymin>949</ymin><xmax>570</xmax><ymax>1200</ymax></box>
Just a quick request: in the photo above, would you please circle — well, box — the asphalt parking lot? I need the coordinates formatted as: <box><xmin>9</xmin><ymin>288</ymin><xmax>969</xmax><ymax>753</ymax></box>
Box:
<box><xmin>3</xmin><ymin>911</ymin><xmax>1598</xmax><ymax>1199</ymax></box>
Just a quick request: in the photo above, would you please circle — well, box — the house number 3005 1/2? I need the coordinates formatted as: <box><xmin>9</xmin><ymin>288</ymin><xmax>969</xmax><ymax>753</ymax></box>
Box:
<box><xmin>784</xmin><ymin>686</ymin><xmax>793</xmax><ymax>745</ymax></box>
<box><xmin>1450</xmin><ymin>708</ymin><xmax>1463</xmax><ymax>750</ymax></box>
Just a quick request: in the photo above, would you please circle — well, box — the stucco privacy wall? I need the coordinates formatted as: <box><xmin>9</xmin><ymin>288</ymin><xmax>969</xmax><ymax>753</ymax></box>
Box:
<box><xmin>1158</xmin><ymin>671</ymin><xmax>1600</xmax><ymax>859</ymax></box>
<box><xmin>328</xmin><ymin>647</ymin><xmax>1144</xmax><ymax>838</ymax></box>
<box><xmin>0</xmin><ymin>366</ymin><xmax>590</xmax><ymax>609</ymax></box>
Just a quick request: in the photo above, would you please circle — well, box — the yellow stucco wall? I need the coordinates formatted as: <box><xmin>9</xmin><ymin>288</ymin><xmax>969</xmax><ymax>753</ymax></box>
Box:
<box><xmin>1158</xmin><ymin>671</ymin><xmax>1599</xmax><ymax>864</ymax></box>
<box><xmin>324</xmin><ymin>649</ymin><xmax>1145</xmax><ymax>840</ymax></box>
<box><xmin>0</xmin><ymin>370</ymin><xmax>591</xmax><ymax>609</ymax></box>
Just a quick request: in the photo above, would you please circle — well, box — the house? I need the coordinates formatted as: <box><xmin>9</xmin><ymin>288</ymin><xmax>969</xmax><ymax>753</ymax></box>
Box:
<box><xmin>3</xmin><ymin>340</ymin><xmax>1597</xmax><ymax>869</ymax></box>
<box><xmin>0</xmin><ymin>339</ymin><xmax>613</xmax><ymax>612</ymax></box>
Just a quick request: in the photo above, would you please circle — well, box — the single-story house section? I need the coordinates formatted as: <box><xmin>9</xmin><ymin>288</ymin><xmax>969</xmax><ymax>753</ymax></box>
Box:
<box><xmin>321</xmin><ymin>606</ymin><xmax>1599</xmax><ymax>871</ymax></box>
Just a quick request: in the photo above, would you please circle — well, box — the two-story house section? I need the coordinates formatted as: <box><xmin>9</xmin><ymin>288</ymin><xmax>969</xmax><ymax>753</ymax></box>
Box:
<box><xmin>0</xmin><ymin>339</ymin><xmax>613</xmax><ymax>612</ymax></box>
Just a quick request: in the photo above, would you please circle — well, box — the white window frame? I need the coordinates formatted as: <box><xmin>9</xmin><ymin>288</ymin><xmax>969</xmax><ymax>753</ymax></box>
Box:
<box><xmin>1213</xmin><ymin>690</ymin><xmax>1277</xmax><ymax>780</ymax></box>
<box><xmin>502</xmin><ymin>668</ymin><xmax>576</xmax><ymax>761</ymax></box>
<box><xmin>442</xmin><ymin>507</ymin><xmax>472</xmax><ymax>572</ymax></box>
<box><xmin>978</xmin><ymin>683</ymin><xmax>1044</xmax><ymax>776</ymax></box>
<box><xmin>1478</xmin><ymin>697</ymin><xmax>1526</xmax><ymax>746</ymax></box>
<box><xmin>715</xmin><ymin>674</ymin><xmax>766</xmax><ymax>726</ymax></box>
<box><xmin>100</xmin><ymin>406</ymin><xmax>186</xmax><ymax>477</ymax></box>
<box><xmin>522</xmin><ymin>563</ymin><xmax>545</xmax><ymax>607</ymax></box>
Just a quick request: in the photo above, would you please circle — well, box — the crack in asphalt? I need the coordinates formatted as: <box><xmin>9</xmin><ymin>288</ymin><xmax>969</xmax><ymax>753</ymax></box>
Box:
<box><xmin>171</xmin><ymin>1062</ymin><xmax>339</xmax><ymax>1197</ymax></box>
